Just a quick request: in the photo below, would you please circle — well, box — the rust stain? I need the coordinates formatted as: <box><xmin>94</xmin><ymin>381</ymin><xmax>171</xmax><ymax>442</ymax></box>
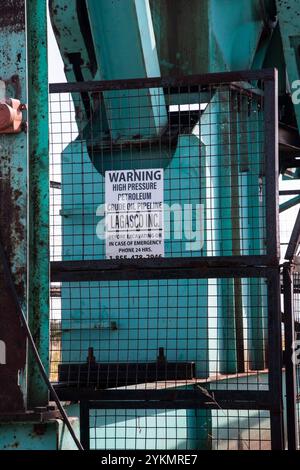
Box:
<box><xmin>0</xmin><ymin>0</ymin><xmax>27</xmax><ymax>414</ymax></box>
<box><xmin>14</xmin><ymin>189</ymin><xmax>22</xmax><ymax>199</ymax></box>
<box><xmin>0</xmin><ymin>0</ymin><xmax>25</xmax><ymax>33</ymax></box>
<box><xmin>0</xmin><ymin>147</ymin><xmax>26</xmax><ymax>412</ymax></box>
<box><xmin>32</xmin><ymin>423</ymin><xmax>47</xmax><ymax>436</ymax></box>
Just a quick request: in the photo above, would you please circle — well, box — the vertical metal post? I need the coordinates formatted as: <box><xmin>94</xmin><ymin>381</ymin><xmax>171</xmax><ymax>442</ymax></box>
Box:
<box><xmin>268</xmin><ymin>270</ymin><xmax>285</xmax><ymax>449</ymax></box>
<box><xmin>230</xmin><ymin>92</ymin><xmax>244</xmax><ymax>373</ymax></box>
<box><xmin>264</xmin><ymin>69</ymin><xmax>284</xmax><ymax>449</ymax></box>
<box><xmin>27</xmin><ymin>0</ymin><xmax>50</xmax><ymax>408</ymax></box>
<box><xmin>218</xmin><ymin>90</ymin><xmax>238</xmax><ymax>375</ymax></box>
<box><xmin>283</xmin><ymin>264</ymin><xmax>299</xmax><ymax>450</ymax></box>
<box><xmin>264</xmin><ymin>70</ymin><xmax>279</xmax><ymax>263</ymax></box>
<box><xmin>80</xmin><ymin>401</ymin><xmax>90</xmax><ymax>450</ymax></box>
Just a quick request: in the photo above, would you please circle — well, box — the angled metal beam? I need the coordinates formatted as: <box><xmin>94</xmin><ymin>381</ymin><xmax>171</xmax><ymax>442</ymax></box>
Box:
<box><xmin>279</xmin><ymin>124</ymin><xmax>300</xmax><ymax>151</ymax></box>
<box><xmin>279</xmin><ymin>195</ymin><xmax>300</xmax><ymax>213</ymax></box>
<box><xmin>285</xmin><ymin>209</ymin><xmax>300</xmax><ymax>260</ymax></box>
<box><xmin>279</xmin><ymin>190</ymin><xmax>300</xmax><ymax>195</ymax></box>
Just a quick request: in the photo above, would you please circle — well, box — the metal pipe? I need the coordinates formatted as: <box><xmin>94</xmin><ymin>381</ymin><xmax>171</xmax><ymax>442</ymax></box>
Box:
<box><xmin>285</xmin><ymin>209</ymin><xmax>300</xmax><ymax>260</ymax></box>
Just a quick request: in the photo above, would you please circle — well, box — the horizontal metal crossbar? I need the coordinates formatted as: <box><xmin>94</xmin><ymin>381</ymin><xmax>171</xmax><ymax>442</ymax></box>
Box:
<box><xmin>51</xmin><ymin>257</ymin><xmax>276</xmax><ymax>282</ymax></box>
<box><xmin>55</xmin><ymin>387</ymin><xmax>272</xmax><ymax>410</ymax></box>
<box><xmin>49</xmin><ymin>69</ymin><xmax>276</xmax><ymax>94</ymax></box>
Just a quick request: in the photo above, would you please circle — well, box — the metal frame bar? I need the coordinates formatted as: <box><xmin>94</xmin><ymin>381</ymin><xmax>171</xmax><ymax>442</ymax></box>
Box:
<box><xmin>80</xmin><ymin>400</ymin><xmax>90</xmax><ymax>451</ymax></box>
<box><xmin>285</xmin><ymin>209</ymin><xmax>300</xmax><ymax>260</ymax></box>
<box><xmin>51</xmin><ymin>257</ymin><xmax>274</xmax><ymax>283</ymax></box>
<box><xmin>283</xmin><ymin>265</ymin><xmax>299</xmax><ymax>450</ymax></box>
<box><xmin>280</xmin><ymin>196</ymin><xmax>300</xmax><ymax>213</ymax></box>
<box><xmin>55</xmin><ymin>388</ymin><xmax>271</xmax><ymax>409</ymax></box>
<box><xmin>27</xmin><ymin>0</ymin><xmax>50</xmax><ymax>409</ymax></box>
<box><xmin>279</xmin><ymin>190</ymin><xmax>300</xmax><ymax>196</ymax></box>
<box><xmin>49</xmin><ymin>69</ymin><xmax>283</xmax><ymax>450</ymax></box>
<box><xmin>86</xmin><ymin>401</ymin><xmax>270</xmax><ymax>411</ymax></box>
<box><xmin>54</xmin><ymin>268</ymin><xmax>284</xmax><ymax>448</ymax></box>
<box><xmin>49</xmin><ymin>68</ymin><xmax>276</xmax><ymax>94</ymax></box>
<box><xmin>264</xmin><ymin>69</ymin><xmax>280</xmax><ymax>263</ymax></box>
<box><xmin>268</xmin><ymin>269</ymin><xmax>284</xmax><ymax>450</ymax></box>
<box><xmin>49</xmin><ymin>68</ymin><xmax>279</xmax><ymax>278</ymax></box>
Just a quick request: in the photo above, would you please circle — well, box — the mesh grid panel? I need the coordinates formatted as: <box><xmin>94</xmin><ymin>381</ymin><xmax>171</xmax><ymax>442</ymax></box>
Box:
<box><xmin>89</xmin><ymin>408</ymin><xmax>271</xmax><ymax>450</ymax></box>
<box><xmin>49</xmin><ymin>72</ymin><xmax>281</xmax><ymax>451</ymax></box>
<box><xmin>50</xmin><ymin>82</ymin><xmax>266</xmax><ymax>261</ymax></box>
<box><xmin>50</xmin><ymin>277</ymin><xmax>269</xmax><ymax>390</ymax></box>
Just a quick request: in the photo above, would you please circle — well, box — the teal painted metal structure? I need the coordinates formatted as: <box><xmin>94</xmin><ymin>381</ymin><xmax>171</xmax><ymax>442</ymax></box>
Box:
<box><xmin>55</xmin><ymin>94</ymin><xmax>268</xmax><ymax>386</ymax></box>
<box><xmin>27</xmin><ymin>0</ymin><xmax>50</xmax><ymax>409</ymax></box>
<box><xmin>59</xmin><ymin>116</ymin><xmax>209</xmax><ymax>375</ymax></box>
<box><xmin>51</xmin><ymin>0</ymin><xmax>271</xmax><ymax>381</ymax></box>
<box><xmin>0</xmin><ymin>0</ymin><xmax>49</xmax><ymax>415</ymax></box>
<box><xmin>85</xmin><ymin>0</ymin><xmax>168</xmax><ymax>140</ymax></box>
<box><xmin>0</xmin><ymin>0</ymin><xmax>79</xmax><ymax>451</ymax></box>
<box><xmin>48</xmin><ymin>0</ymin><xmax>286</xmax><ymax>450</ymax></box>
<box><xmin>1</xmin><ymin>0</ymin><xmax>300</xmax><ymax>451</ymax></box>
<box><xmin>150</xmin><ymin>0</ymin><xmax>275</xmax><ymax>74</ymax></box>
<box><xmin>276</xmin><ymin>0</ymin><xmax>300</xmax><ymax>130</ymax></box>
<box><xmin>0</xmin><ymin>418</ymin><xmax>80</xmax><ymax>450</ymax></box>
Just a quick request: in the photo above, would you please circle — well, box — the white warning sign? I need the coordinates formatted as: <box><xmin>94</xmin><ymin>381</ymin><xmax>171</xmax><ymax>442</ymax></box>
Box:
<box><xmin>105</xmin><ymin>169</ymin><xmax>164</xmax><ymax>259</ymax></box>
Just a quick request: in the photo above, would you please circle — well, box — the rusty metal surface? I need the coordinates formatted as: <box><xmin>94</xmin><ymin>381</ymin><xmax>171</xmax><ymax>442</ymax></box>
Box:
<box><xmin>0</xmin><ymin>0</ymin><xmax>28</xmax><ymax>413</ymax></box>
<box><xmin>0</xmin><ymin>416</ymin><xmax>80</xmax><ymax>450</ymax></box>
<box><xmin>0</xmin><ymin>0</ymin><xmax>26</xmax><ymax>32</ymax></box>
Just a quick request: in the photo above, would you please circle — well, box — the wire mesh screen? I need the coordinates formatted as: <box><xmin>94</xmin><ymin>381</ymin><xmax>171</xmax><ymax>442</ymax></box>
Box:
<box><xmin>49</xmin><ymin>72</ymin><xmax>281</xmax><ymax>450</ymax></box>
<box><xmin>50</xmin><ymin>277</ymin><xmax>269</xmax><ymax>390</ymax></box>
<box><xmin>88</xmin><ymin>408</ymin><xmax>271</xmax><ymax>450</ymax></box>
<box><xmin>50</xmin><ymin>79</ymin><xmax>267</xmax><ymax>262</ymax></box>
